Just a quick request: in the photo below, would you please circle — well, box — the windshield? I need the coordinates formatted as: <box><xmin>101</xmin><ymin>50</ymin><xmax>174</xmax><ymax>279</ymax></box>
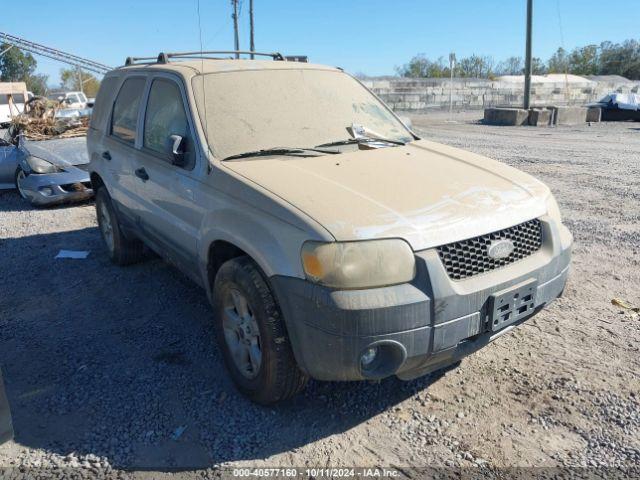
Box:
<box><xmin>192</xmin><ymin>68</ymin><xmax>412</xmax><ymax>160</ymax></box>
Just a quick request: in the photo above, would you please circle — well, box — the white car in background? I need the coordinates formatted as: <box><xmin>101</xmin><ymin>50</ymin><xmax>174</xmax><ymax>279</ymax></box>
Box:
<box><xmin>46</xmin><ymin>91</ymin><xmax>89</xmax><ymax>109</ymax></box>
<box><xmin>0</xmin><ymin>82</ymin><xmax>28</xmax><ymax>126</ymax></box>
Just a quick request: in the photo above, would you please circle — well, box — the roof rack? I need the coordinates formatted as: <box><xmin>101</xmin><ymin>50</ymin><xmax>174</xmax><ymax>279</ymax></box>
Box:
<box><xmin>124</xmin><ymin>56</ymin><xmax>160</xmax><ymax>66</ymax></box>
<box><xmin>125</xmin><ymin>50</ymin><xmax>285</xmax><ymax>66</ymax></box>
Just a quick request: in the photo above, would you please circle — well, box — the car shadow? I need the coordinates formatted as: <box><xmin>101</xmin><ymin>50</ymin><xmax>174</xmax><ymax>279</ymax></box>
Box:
<box><xmin>0</xmin><ymin>190</ymin><xmax>94</xmax><ymax>212</ymax></box>
<box><xmin>0</xmin><ymin>226</ymin><xmax>445</xmax><ymax>471</ymax></box>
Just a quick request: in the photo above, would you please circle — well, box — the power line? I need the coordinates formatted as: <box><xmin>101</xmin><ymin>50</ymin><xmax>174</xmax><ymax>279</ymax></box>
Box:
<box><xmin>0</xmin><ymin>31</ymin><xmax>112</xmax><ymax>74</ymax></box>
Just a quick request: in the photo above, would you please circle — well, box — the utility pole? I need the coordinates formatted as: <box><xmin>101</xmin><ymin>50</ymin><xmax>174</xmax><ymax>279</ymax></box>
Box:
<box><xmin>249</xmin><ymin>0</ymin><xmax>255</xmax><ymax>59</ymax></box>
<box><xmin>76</xmin><ymin>67</ymin><xmax>84</xmax><ymax>94</ymax></box>
<box><xmin>231</xmin><ymin>0</ymin><xmax>240</xmax><ymax>58</ymax></box>
<box><xmin>523</xmin><ymin>0</ymin><xmax>533</xmax><ymax>109</ymax></box>
<box><xmin>449</xmin><ymin>52</ymin><xmax>456</xmax><ymax>121</ymax></box>
<box><xmin>249</xmin><ymin>0</ymin><xmax>256</xmax><ymax>60</ymax></box>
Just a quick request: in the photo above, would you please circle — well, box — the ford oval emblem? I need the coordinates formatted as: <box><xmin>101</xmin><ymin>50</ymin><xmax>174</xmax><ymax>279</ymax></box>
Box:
<box><xmin>487</xmin><ymin>239</ymin><xmax>514</xmax><ymax>259</ymax></box>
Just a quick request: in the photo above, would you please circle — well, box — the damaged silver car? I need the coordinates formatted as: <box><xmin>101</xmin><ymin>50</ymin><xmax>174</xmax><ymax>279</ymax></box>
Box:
<box><xmin>0</xmin><ymin>124</ymin><xmax>92</xmax><ymax>206</ymax></box>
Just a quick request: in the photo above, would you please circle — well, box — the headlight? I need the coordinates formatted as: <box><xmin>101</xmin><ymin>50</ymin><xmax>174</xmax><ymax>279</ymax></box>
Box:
<box><xmin>26</xmin><ymin>155</ymin><xmax>62</xmax><ymax>174</ymax></box>
<box><xmin>301</xmin><ymin>239</ymin><xmax>416</xmax><ymax>289</ymax></box>
<box><xmin>546</xmin><ymin>194</ymin><xmax>562</xmax><ymax>223</ymax></box>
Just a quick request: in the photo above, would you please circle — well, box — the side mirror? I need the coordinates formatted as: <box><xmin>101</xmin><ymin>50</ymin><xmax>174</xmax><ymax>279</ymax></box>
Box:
<box><xmin>169</xmin><ymin>134</ymin><xmax>187</xmax><ymax>166</ymax></box>
<box><xmin>399</xmin><ymin>116</ymin><xmax>413</xmax><ymax>131</ymax></box>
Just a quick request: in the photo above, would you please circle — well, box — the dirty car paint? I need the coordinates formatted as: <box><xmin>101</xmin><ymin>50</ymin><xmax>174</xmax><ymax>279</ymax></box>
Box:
<box><xmin>222</xmin><ymin>139</ymin><xmax>550</xmax><ymax>251</ymax></box>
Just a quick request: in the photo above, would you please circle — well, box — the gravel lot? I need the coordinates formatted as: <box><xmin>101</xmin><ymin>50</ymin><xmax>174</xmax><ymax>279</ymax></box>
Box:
<box><xmin>0</xmin><ymin>114</ymin><xmax>639</xmax><ymax>476</ymax></box>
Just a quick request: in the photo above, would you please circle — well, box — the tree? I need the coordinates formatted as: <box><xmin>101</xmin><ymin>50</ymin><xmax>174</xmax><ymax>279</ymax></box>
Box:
<box><xmin>396</xmin><ymin>54</ymin><xmax>448</xmax><ymax>78</ymax></box>
<box><xmin>547</xmin><ymin>47</ymin><xmax>569</xmax><ymax>73</ymax></box>
<box><xmin>568</xmin><ymin>45</ymin><xmax>599</xmax><ymax>75</ymax></box>
<box><xmin>26</xmin><ymin>73</ymin><xmax>48</xmax><ymax>96</ymax></box>
<box><xmin>599</xmin><ymin>40</ymin><xmax>640</xmax><ymax>79</ymax></box>
<box><xmin>496</xmin><ymin>56</ymin><xmax>524</xmax><ymax>75</ymax></box>
<box><xmin>0</xmin><ymin>43</ymin><xmax>37</xmax><ymax>82</ymax></box>
<box><xmin>531</xmin><ymin>57</ymin><xmax>547</xmax><ymax>75</ymax></box>
<box><xmin>457</xmin><ymin>55</ymin><xmax>495</xmax><ymax>78</ymax></box>
<box><xmin>60</xmin><ymin>68</ymin><xmax>101</xmax><ymax>97</ymax></box>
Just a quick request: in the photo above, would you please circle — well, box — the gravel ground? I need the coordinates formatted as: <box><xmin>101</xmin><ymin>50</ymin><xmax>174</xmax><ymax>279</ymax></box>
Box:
<box><xmin>0</xmin><ymin>114</ymin><xmax>638</xmax><ymax>477</ymax></box>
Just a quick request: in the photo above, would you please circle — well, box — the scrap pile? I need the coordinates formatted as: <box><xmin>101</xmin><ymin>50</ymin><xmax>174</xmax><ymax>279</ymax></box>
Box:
<box><xmin>11</xmin><ymin>97</ymin><xmax>89</xmax><ymax>140</ymax></box>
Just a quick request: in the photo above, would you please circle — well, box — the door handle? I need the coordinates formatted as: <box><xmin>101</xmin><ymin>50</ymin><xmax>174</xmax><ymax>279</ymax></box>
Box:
<box><xmin>101</xmin><ymin>151</ymin><xmax>111</xmax><ymax>161</ymax></box>
<box><xmin>134</xmin><ymin>167</ymin><xmax>149</xmax><ymax>181</ymax></box>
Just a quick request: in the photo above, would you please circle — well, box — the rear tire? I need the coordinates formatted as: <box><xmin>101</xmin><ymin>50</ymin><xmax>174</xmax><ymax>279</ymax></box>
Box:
<box><xmin>213</xmin><ymin>256</ymin><xmax>308</xmax><ymax>404</ymax></box>
<box><xmin>95</xmin><ymin>187</ymin><xmax>144</xmax><ymax>266</ymax></box>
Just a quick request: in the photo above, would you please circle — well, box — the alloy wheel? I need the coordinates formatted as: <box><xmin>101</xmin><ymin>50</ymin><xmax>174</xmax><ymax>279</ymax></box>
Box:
<box><xmin>98</xmin><ymin>200</ymin><xmax>115</xmax><ymax>253</ymax></box>
<box><xmin>222</xmin><ymin>288</ymin><xmax>262</xmax><ymax>379</ymax></box>
<box><xmin>15</xmin><ymin>169</ymin><xmax>28</xmax><ymax>199</ymax></box>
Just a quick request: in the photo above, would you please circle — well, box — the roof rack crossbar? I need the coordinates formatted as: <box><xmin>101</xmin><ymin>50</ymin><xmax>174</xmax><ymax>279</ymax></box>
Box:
<box><xmin>161</xmin><ymin>50</ymin><xmax>286</xmax><ymax>61</ymax></box>
<box><xmin>125</xmin><ymin>56</ymin><xmax>159</xmax><ymax>66</ymax></box>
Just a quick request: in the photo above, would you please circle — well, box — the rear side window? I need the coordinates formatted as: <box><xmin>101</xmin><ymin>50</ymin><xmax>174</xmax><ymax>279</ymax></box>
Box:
<box><xmin>143</xmin><ymin>79</ymin><xmax>192</xmax><ymax>165</ymax></box>
<box><xmin>110</xmin><ymin>77</ymin><xmax>146</xmax><ymax>144</ymax></box>
<box><xmin>90</xmin><ymin>76</ymin><xmax>119</xmax><ymax>131</ymax></box>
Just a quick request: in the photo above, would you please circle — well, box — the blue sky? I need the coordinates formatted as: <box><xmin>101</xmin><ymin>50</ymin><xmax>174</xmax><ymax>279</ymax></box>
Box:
<box><xmin>4</xmin><ymin>0</ymin><xmax>639</xmax><ymax>85</ymax></box>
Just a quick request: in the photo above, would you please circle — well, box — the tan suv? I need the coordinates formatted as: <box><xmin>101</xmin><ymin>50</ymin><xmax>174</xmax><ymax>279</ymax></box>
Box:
<box><xmin>87</xmin><ymin>51</ymin><xmax>572</xmax><ymax>404</ymax></box>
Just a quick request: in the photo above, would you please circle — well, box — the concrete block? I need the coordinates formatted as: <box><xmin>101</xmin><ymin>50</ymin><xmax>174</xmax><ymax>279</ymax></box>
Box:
<box><xmin>483</xmin><ymin>107</ymin><xmax>529</xmax><ymax>126</ymax></box>
<box><xmin>529</xmin><ymin>109</ymin><xmax>552</xmax><ymax>126</ymax></box>
<box><xmin>554</xmin><ymin>106</ymin><xmax>588</xmax><ymax>125</ymax></box>
<box><xmin>586</xmin><ymin>106</ymin><xmax>602</xmax><ymax>122</ymax></box>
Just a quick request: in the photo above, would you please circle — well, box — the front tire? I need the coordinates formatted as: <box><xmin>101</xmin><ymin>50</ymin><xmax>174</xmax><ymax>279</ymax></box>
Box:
<box><xmin>95</xmin><ymin>187</ymin><xmax>144</xmax><ymax>266</ymax></box>
<box><xmin>14</xmin><ymin>167</ymin><xmax>29</xmax><ymax>200</ymax></box>
<box><xmin>213</xmin><ymin>257</ymin><xmax>308</xmax><ymax>404</ymax></box>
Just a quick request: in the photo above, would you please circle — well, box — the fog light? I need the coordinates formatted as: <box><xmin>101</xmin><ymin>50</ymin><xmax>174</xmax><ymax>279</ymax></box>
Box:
<box><xmin>39</xmin><ymin>186</ymin><xmax>54</xmax><ymax>196</ymax></box>
<box><xmin>360</xmin><ymin>347</ymin><xmax>378</xmax><ymax>368</ymax></box>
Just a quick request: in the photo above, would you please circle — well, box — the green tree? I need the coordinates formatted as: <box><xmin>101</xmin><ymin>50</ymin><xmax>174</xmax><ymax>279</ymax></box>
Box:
<box><xmin>531</xmin><ymin>57</ymin><xmax>547</xmax><ymax>75</ymax></box>
<box><xmin>496</xmin><ymin>56</ymin><xmax>523</xmax><ymax>75</ymax></box>
<box><xmin>0</xmin><ymin>43</ymin><xmax>37</xmax><ymax>81</ymax></box>
<box><xmin>26</xmin><ymin>73</ymin><xmax>48</xmax><ymax>95</ymax></box>
<box><xmin>568</xmin><ymin>45</ymin><xmax>599</xmax><ymax>75</ymax></box>
<box><xmin>457</xmin><ymin>55</ymin><xmax>494</xmax><ymax>78</ymax></box>
<box><xmin>599</xmin><ymin>40</ymin><xmax>640</xmax><ymax>79</ymax></box>
<box><xmin>547</xmin><ymin>47</ymin><xmax>570</xmax><ymax>73</ymax></box>
<box><xmin>60</xmin><ymin>68</ymin><xmax>101</xmax><ymax>97</ymax></box>
<box><xmin>396</xmin><ymin>54</ymin><xmax>448</xmax><ymax>78</ymax></box>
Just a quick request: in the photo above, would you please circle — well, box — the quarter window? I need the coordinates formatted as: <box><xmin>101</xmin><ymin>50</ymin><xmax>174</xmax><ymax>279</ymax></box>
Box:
<box><xmin>110</xmin><ymin>77</ymin><xmax>145</xmax><ymax>144</ymax></box>
<box><xmin>143</xmin><ymin>79</ymin><xmax>191</xmax><ymax>163</ymax></box>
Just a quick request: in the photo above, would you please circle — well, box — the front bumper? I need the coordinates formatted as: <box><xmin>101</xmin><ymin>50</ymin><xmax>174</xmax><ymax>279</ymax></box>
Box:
<box><xmin>20</xmin><ymin>169</ymin><xmax>93</xmax><ymax>206</ymax></box>
<box><xmin>271</xmin><ymin>216</ymin><xmax>572</xmax><ymax>381</ymax></box>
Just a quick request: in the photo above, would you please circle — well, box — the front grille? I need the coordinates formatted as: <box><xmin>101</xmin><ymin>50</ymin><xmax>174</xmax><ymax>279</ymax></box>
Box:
<box><xmin>436</xmin><ymin>219</ymin><xmax>543</xmax><ymax>280</ymax></box>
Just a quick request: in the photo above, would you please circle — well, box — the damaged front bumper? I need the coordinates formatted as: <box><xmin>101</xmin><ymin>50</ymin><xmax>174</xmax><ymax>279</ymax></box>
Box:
<box><xmin>271</xmin><ymin>216</ymin><xmax>572</xmax><ymax>382</ymax></box>
<box><xmin>20</xmin><ymin>168</ymin><xmax>93</xmax><ymax>206</ymax></box>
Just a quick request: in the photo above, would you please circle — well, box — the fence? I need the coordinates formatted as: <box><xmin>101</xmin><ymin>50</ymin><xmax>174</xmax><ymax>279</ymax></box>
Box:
<box><xmin>360</xmin><ymin>75</ymin><xmax>640</xmax><ymax>111</ymax></box>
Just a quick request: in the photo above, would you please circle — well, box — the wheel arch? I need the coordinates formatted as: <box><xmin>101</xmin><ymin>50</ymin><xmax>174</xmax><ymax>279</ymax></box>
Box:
<box><xmin>90</xmin><ymin>171</ymin><xmax>105</xmax><ymax>192</ymax></box>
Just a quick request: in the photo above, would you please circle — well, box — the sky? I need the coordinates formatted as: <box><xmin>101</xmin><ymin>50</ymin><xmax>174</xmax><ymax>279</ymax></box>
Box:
<box><xmin>3</xmin><ymin>0</ymin><xmax>639</xmax><ymax>86</ymax></box>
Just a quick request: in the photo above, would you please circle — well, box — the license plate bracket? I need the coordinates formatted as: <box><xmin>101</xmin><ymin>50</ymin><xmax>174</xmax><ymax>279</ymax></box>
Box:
<box><xmin>488</xmin><ymin>279</ymin><xmax>537</xmax><ymax>332</ymax></box>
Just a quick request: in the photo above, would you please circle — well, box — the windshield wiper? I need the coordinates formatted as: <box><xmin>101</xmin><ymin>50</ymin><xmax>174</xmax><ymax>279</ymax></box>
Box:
<box><xmin>316</xmin><ymin>136</ymin><xmax>406</xmax><ymax>148</ymax></box>
<box><xmin>223</xmin><ymin>147</ymin><xmax>339</xmax><ymax>161</ymax></box>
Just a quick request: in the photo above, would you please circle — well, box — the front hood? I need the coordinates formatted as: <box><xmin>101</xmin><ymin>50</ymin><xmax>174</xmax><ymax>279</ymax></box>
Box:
<box><xmin>23</xmin><ymin>137</ymin><xmax>88</xmax><ymax>167</ymax></box>
<box><xmin>224</xmin><ymin>139</ymin><xmax>550</xmax><ymax>250</ymax></box>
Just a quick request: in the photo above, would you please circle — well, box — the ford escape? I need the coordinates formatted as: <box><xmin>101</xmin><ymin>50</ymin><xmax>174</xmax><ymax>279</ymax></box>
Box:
<box><xmin>87</xmin><ymin>51</ymin><xmax>572</xmax><ymax>404</ymax></box>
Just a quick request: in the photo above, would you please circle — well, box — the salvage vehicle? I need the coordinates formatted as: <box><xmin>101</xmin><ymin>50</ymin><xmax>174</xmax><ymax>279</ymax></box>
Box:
<box><xmin>589</xmin><ymin>93</ymin><xmax>640</xmax><ymax>121</ymax></box>
<box><xmin>46</xmin><ymin>91</ymin><xmax>90</xmax><ymax>110</ymax></box>
<box><xmin>0</xmin><ymin>123</ymin><xmax>92</xmax><ymax>206</ymax></box>
<box><xmin>88</xmin><ymin>51</ymin><xmax>572</xmax><ymax>404</ymax></box>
